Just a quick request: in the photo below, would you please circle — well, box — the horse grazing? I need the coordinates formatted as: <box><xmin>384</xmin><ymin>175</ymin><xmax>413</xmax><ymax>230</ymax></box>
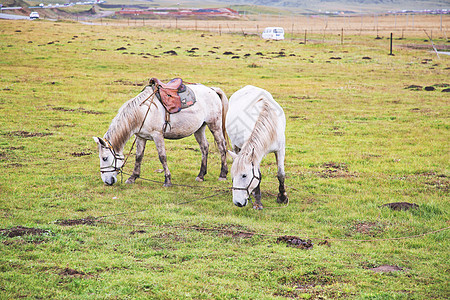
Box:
<box><xmin>93</xmin><ymin>83</ymin><xmax>228</xmax><ymax>186</ymax></box>
<box><xmin>225</xmin><ymin>85</ymin><xmax>288</xmax><ymax>210</ymax></box>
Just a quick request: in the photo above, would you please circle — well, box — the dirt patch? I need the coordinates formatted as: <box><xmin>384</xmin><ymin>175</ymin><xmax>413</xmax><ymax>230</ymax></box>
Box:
<box><xmin>370</xmin><ymin>265</ymin><xmax>403</xmax><ymax>273</ymax></box>
<box><xmin>6</xmin><ymin>131</ymin><xmax>52</xmax><ymax>138</ymax></box>
<box><xmin>111</xmin><ymin>79</ymin><xmax>146</xmax><ymax>86</ymax></box>
<box><xmin>277</xmin><ymin>236</ymin><xmax>313</xmax><ymax>249</ymax></box>
<box><xmin>71</xmin><ymin>151</ymin><xmax>92</xmax><ymax>157</ymax></box>
<box><xmin>55</xmin><ymin>217</ymin><xmax>96</xmax><ymax>226</ymax></box>
<box><xmin>163</xmin><ymin>50</ymin><xmax>177</xmax><ymax>55</ymax></box>
<box><xmin>405</xmin><ymin>83</ymin><xmax>450</xmax><ymax>92</ymax></box>
<box><xmin>405</xmin><ymin>84</ymin><xmax>423</xmax><ymax>90</ymax></box>
<box><xmin>382</xmin><ymin>202</ymin><xmax>419</xmax><ymax>211</ymax></box>
<box><xmin>0</xmin><ymin>226</ymin><xmax>51</xmax><ymax>238</ymax></box>
<box><xmin>5</xmin><ymin>163</ymin><xmax>23</xmax><ymax>168</ymax></box>
<box><xmin>50</xmin><ymin>106</ymin><xmax>103</xmax><ymax>115</ymax></box>
<box><xmin>276</xmin><ymin>268</ymin><xmax>342</xmax><ymax>298</ymax></box>
<box><xmin>59</xmin><ymin>267</ymin><xmax>87</xmax><ymax>277</ymax></box>
<box><xmin>425</xmin><ymin>176</ymin><xmax>449</xmax><ymax>192</ymax></box>
<box><xmin>347</xmin><ymin>221</ymin><xmax>384</xmax><ymax>237</ymax></box>
<box><xmin>130</xmin><ymin>230</ymin><xmax>147</xmax><ymax>235</ymax></box>
<box><xmin>316</xmin><ymin>162</ymin><xmax>356</xmax><ymax>178</ymax></box>
<box><xmin>189</xmin><ymin>224</ymin><xmax>254</xmax><ymax>238</ymax></box>
<box><xmin>53</xmin><ymin>124</ymin><xmax>75</xmax><ymax>128</ymax></box>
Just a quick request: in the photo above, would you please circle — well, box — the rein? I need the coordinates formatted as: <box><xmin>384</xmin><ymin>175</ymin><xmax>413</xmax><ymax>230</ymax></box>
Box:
<box><xmin>121</xmin><ymin>88</ymin><xmax>157</xmax><ymax>169</ymax></box>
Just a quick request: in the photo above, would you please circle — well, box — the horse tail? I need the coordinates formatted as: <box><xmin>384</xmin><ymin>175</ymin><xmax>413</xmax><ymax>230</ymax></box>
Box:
<box><xmin>210</xmin><ymin>87</ymin><xmax>231</xmax><ymax>150</ymax></box>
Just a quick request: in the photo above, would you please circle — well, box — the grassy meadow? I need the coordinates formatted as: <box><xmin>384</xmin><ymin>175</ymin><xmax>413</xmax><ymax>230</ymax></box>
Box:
<box><xmin>0</xmin><ymin>18</ymin><xmax>449</xmax><ymax>299</ymax></box>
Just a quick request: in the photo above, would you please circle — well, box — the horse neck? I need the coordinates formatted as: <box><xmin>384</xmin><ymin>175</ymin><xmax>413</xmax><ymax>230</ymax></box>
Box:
<box><xmin>239</xmin><ymin>101</ymin><xmax>278</xmax><ymax>166</ymax></box>
<box><xmin>104</xmin><ymin>87</ymin><xmax>152</xmax><ymax>153</ymax></box>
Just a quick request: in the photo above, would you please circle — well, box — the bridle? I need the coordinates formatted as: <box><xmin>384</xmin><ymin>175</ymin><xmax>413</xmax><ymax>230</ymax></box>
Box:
<box><xmin>99</xmin><ymin>139</ymin><xmax>125</xmax><ymax>175</ymax></box>
<box><xmin>231</xmin><ymin>162</ymin><xmax>261</xmax><ymax>200</ymax></box>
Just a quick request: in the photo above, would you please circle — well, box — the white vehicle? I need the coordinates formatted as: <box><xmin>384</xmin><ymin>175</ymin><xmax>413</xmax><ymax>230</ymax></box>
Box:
<box><xmin>29</xmin><ymin>12</ymin><xmax>40</xmax><ymax>19</ymax></box>
<box><xmin>261</xmin><ymin>27</ymin><xmax>284</xmax><ymax>40</ymax></box>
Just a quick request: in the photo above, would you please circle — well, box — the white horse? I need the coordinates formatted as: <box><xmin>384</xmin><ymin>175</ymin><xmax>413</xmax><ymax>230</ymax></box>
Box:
<box><xmin>93</xmin><ymin>83</ymin><xmax>228</xmax><ymax>186</ymax></box>
<box><xmin>225</xmin><ymin>85</ymin><xmax>288</xmax><ymax>210</ymax></box>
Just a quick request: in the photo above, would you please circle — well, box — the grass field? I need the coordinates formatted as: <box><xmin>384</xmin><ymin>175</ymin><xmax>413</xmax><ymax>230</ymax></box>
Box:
<box><xmin>0</xmin><ymin>18</ymin><xmax>449</xmax><ymax>299</ymax></box>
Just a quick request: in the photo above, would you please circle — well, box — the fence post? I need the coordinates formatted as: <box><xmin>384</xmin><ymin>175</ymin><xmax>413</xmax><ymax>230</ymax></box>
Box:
<box><xmin>389</xmin><ymin>32</ymin><xmax>394</xmax><ymax>56</ymax></box>
<box><xmin>291</xmin><ymin>23</ymin><xmax>294</xmax><ymax>40</ymax></box>
<box><xmin>304</xmin><ymin>29</ymin><xmax>307</xmax><ymax>44</ymax></box>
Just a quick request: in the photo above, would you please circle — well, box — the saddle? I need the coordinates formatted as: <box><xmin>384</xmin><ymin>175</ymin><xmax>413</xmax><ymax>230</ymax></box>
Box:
<box><xmin>149</xmin><ymin>77</ymin><xmax>196</xmax><ymax>114</ymax></box>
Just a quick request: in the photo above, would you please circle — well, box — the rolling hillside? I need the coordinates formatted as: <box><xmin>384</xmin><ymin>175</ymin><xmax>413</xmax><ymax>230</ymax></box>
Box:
<box><xmin>217</xmin><ymin>0</ymin><xmax>449</xmax><ymax>13</ymax></box>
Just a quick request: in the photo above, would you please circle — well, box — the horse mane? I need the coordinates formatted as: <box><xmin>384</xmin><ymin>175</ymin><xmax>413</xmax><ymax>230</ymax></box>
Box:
<box><xmin>104</xmin><ymin>86</ymin><xmax>153</xmax><ymax>152</ymax></box>
<box><xmin>232</xmin><ymin>99</ymin><xmax>278</xmax><ymax>175</ymax></box>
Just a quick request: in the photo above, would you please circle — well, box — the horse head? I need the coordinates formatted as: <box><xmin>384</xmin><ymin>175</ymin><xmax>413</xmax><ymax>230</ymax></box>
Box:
<box><xmin>93</xmin><ymin>137</ymin><xmax>125</xmax><ymax>186</ymax></box>
<box><xmin>229</xmin><ymin>150</ymin><xmax>261</xmax><ymax>208</ymax></box>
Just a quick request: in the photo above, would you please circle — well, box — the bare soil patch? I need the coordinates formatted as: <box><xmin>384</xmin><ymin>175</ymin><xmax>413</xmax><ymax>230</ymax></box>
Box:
<box><xmin>59</xmin><ymin>267</ymin><xmax>88</xmax><ymax>277</ymax></box>
<box><xmin>276</xmin><ymin>268</ymin><xmax>342</xmax><ymax>298</ymax></box>
<box><xmin>50</xmin><ymin>106</ymin><xmax>103</xmax><ymax>115</ymax></box>
<box><xmin>382</xmin><ymin>202</ymin><xmax>419</xmax><ymax>211</ymax></box>
<box><xmin>0</xmin><ymin>226</ymin><xmax>51</xmax><ymax>238</ymax></box>
<box><xmin>111</xmin><ymin>79</ymin><xmax>146</xmax><ymax>86</ymax></box>
<box><xmin>189</xmin><ymin>224</ymin><xmax>254</xmax><ymax>238</ymax></box>
<box><xmin>370</xmin><ymin>265</ymin><xmax>403</xmax><ymax>273</ymax></box>
<box><xmin>130</xmin><ymin>230</ymin><xmax>147</xmax><ymax>235</ymax></box>
<box><xmin>316</xmin><ymin>162</ymin><xmax>356</xmax><ymax>178</ymax></box>
<box><xmin>55</xmin><ymin>217</ymin><xmax>96</xmax><ymax>226</ymax></box>
<box><xmin>347</xmin><ymin>221</ymin><xmax>384</xmax><ymax>237</ymax></box>
<box><xmin>71</xmin><ymin>151</ymin><xmax>92</xmax><ymax>157</ymax></box>
<box><xmin>277</xmin><ymin>235</ymin><xmax>313</xmax><ymax>249</ymax></box>
<box><xmin>6</xmin><ymin>131</ymin><xmax>53</xmax><ymax>138</ymax></box>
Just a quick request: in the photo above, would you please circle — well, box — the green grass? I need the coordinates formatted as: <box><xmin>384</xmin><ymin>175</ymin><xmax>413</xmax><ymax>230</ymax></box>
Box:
<box><xmin>0</xmin><ymin>19</ymin><xmax>449</xmax><ymax>299</ymax></box>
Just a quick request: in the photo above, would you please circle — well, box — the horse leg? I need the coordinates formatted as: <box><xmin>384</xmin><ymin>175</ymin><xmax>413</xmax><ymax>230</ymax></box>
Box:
<box><xmin>252</xmin><ymin>171</ymin><xmax>263</xmax><ymax>210</ymax></box>
<box><xmin>275</xmin><ymin>149</ymin><xmax>288</xmax><ymax>204</ymax></box>
<box><xmin>125</xmin><ymin>137</ymin><xmax>147</xmax><ymax>184</ymax></box>
<box><xmin>207</xmin><ymin>124</ymin><xmax>228</xmax><ymax>180</ymax></box>
<box><xmin>153</xmin><ymin>134</ymin><xmax>172</xmax><ymax>187</ymax></box>
<box><xmin>194</xmin><ymin>125</ymin><xmax>209</xmax><ymax>182</ymax></box>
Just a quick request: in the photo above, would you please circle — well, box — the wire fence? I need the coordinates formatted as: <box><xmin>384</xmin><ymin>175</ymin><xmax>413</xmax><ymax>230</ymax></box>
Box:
<box><xmin>73</xmin><ymin>13</ymin><xmax>450</xmax><ymax>42</ymax></box>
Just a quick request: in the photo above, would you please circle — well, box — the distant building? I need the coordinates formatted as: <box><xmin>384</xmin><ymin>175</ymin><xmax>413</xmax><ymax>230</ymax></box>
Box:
<box><xmin>115</xmin><ymin>7</ymin><xmax>238</xmax><ymax>17</ymax></box>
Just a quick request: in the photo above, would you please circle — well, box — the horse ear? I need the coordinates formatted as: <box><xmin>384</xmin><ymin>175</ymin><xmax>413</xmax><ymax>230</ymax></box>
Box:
<box><xmin>228</xmin><ymin>150</ymin><xmax>238</xmax><ymax>160</ymax></box>
<box><xmin>93</xmin><ymin>137</ymin><xmax>106</xmax><ymax>147</ymax></box>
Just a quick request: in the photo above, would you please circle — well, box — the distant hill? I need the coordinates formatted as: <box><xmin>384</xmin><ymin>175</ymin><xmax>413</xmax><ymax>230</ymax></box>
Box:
<box><xmin>215</xmin><ymin>0</ymin><xmax>450</xmax><ymax>13</ymax></box>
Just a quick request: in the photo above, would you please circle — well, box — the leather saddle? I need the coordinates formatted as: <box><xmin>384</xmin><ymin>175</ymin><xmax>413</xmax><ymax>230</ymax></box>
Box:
<box><xmin>149</xmin><ymin>78</ymin><xmax>195</xmax><ymax>114</ymax></box>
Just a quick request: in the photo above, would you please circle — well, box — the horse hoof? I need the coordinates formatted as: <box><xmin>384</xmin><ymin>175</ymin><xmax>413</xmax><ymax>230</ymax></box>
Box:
<box><xmin>276</xmin><ymin>193</ymin><xmax>289</xmax><ymax>204</ymax></box>
<box><xmin>163</xmin><ymin>183</ymin><xmax>172</xmax><ymax>187</ymax></box>
<box><xmin>218</xmin><ymin>177</ymin><xmax>227</xmax><ymax>181</ymax></box>
<box><xmin>196</xmin><ymin>177</ymin><xmax>204</xmax><ymax>182</ymax></box>
<box><xmin>125</xmin><ymin>178</ymin><xmax>135</xmax><ymax>184</ymax></box>
<box><xmin>253</xmin><ymin>204</ymin><xmax>264</xmax><ymax>210</ymax></box>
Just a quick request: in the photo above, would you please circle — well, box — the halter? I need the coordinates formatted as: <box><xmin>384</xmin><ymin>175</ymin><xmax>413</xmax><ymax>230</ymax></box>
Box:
<box><xmin>100</xmin><ymin>139</ymin><xmax>125</xmax><ymax>174</ymax></box>
<box><xmin>231</xmin><ymin>162</ymin><xmax>261</xmax><ymax>199</ymax></box>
